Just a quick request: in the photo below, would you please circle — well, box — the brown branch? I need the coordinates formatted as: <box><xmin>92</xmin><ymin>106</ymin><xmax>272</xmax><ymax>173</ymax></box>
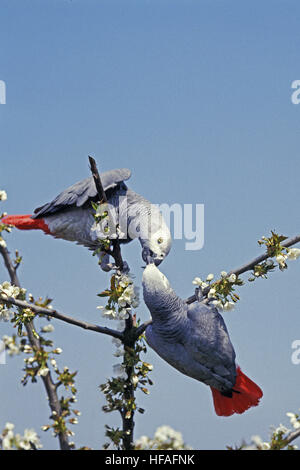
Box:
<box><xmin>284</xmin><ymin>428</ymin><xmax>300</xmax><ymax>447</ymax></box>
<box><xmin>133</xmin><ymin>320</ymin><xmax>153</xmax><ymax>340</ymax></box>
<box><xmin>0</xmin><ymin>295</ymin><xmax>123</xmax><ymax>340</ymax></box>
<box><xmin>186</xmin><ymin>234</ymin><xmax>300</xmax><ymax>304</ymax></box>
<box><xmin>89</xmin><ymin>156</ymin><xmax>108</xmax><ymax>205</ymax></box>
<box><xmin>0</xmin><ymin>245</ymin><xmax>70</xmax><ymax>450</ymax></box>
<box><xmin>120</xmin><ymin>315</ymin><xmax>135</xmax><ymax>450</ymax></box>
<box><xmin>88</xmin><ymin>156</ymin><xmax>124</xmax><ymax>271</ymax></box>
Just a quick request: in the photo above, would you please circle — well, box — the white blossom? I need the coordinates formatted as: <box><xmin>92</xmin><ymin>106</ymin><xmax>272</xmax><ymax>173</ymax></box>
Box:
<box><xmin>118</xmin><ymin>284</ymin><xmax>140</xmax><ymax>309</ymax></box>
<box><xmin>113</xmin><ymin>363</ymin><xmax>127</xmax><ymax>379</ymax></box>
<box><xmin>192</xmin><ymin>277</ymin><xmax>208</xmax><ymax>289</ymax></box>
<box><xmin>220</xmin><ymin>271</ymin><xmax>227</xmax><ymax>278</ymax></box>
<box><xmin>0</xmin><ymin>281</ymin><xmax>21</xmax><ymax>299</ymax></box>
<box><xmin>1</xmin><ymin>430</ymin><xmax>14</xmax><ymax>450</ymax></box>
<box><xmin>273</xmin><ymin>424</ymin><xmax>289</xmax><ymax>435</ymax></box>
<box><xmin>0</xmin><ymin>190</ymin><xmax>7</xmax><ymax>201</ymax></box>
<box><xmin>114</xmin><ymin>347</ymin><xmax>125</xmax><ymax>357</ymax></box>
<box><xmin>135</xmin><ymin>435</ymin><xmax>151</xmax><ymax>449</ymax></box>
<box><xmin>228</xmin><ymin>273</ymin><xmax>236</xmax><ymax>283</ymax></box>
<box><xmin>223</xmin><ymin>301</ymin><xmax>235</xmax><ymax>311</ymax></box>
<box><xmin>118</xmin><ymin>308</ymin><xmax>130</xmax><ymax>320</ymax></box>
<box><xmin>132</xmin><ymin>375</ymin><xmax>139</xmax><ymax>386</ymax></box>
<box><xmin>286</xmin><ymin>412</ymin><xmax>300</xmax><ymax>429</ymax></box>
<box><xmin>41</xmin><ymin>324</ymin><xmax>54</xmax><ymax>333</ymax></box>
<box><xmin>212</xmin><ymin>300</ymin><xmax>223</xmax><ymax>310</ymax></box>
<box><xmin>260</xmin><ymin>442</ymin><xmax>271</xmax><ymax>450</ymax></box>
<box><xmin>0</xmin><ymin>238</ymin><xmax>7</xmax><ymax>248</ymax></box>
<box><xmin>53</xmin><ymin>348</ymin><xmax>62</xmax><ymax>354</ymax></box>
<box><xmin>2</xmin><ymin>335</ymin><xmax>21</xmax><ymax>356</ymax></box>
<box><xmin>97</xmin><ymin>306</ymin><xmax>117</xmax><ymax>320</ymax></box>
<box><xmin>23</xmin><ymin>344</ymin><xmax>33</xmax><ymax>354</ymax></box>
<box><xmin>4</xmin><ymin>422</ymin><xmax>15</xmax><ymax>431</ymax></box>
<box><xmin>0</xmin><ymin>423</ymin><xmax>42</xmax><ymax>450</ymax></box>
<box><xmin>37</xmin><ymin>367</ymin><xmax>49</xmax><ymax>377</ymax></box>
<box><xmin>19</xmin><ymin>428</ymin><xmax>42</xmax><ymax>449</ymax></box>
<box><xmin>287</xmin><ymin>248</ymin><xmax>300</xmax><ymax>260</ymax></box>
<box><xmin>112</xmin><ymin>337</ymin><xmax>122</xmax><ymax>348</ymax></box>
<box><xmin>276</xmin><ymin>254</ymin><xmax>287</xmax><ymax>268</ymax></box>
<box><xmin>0</xmin><ymin>306</ymin><xmax>14</xmax><ymax>322</ymax></box>
<box><xmin>154</xmin><ymin>425</ymin><xmax>184</xmax><ymax>449</ymax></box>
<box><xmin>206</xmin><ymin>273</ymin><xmax>214</xmax><ymax>281</ymax></box>
<box><xmin>207</xmin><ymin>288</ymin><xmax>216</xmax><ymax>299</ymax></box>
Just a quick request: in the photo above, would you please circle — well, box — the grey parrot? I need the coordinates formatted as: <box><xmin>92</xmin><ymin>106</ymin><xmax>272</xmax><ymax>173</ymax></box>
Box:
<box><xmin>142</xmin><ymin>263</ymin><xmax>263</xmax><ymax>416</ymax></box>
<box><xmin>2</xmin><ymin>168</ymin><xmax>172</xmax><ymax>271</ymax></box>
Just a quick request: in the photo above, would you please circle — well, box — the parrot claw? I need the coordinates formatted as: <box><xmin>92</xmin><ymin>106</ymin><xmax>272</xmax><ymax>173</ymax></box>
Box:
<box><xmin>195</xmin><ymin>287</ymin><xmax>204</xmax><ymax>302</ymax></box>
<box><xmin>119</xmin><ymin>261</ymin><xmax>130</xmax><ymax>274</ymax></box>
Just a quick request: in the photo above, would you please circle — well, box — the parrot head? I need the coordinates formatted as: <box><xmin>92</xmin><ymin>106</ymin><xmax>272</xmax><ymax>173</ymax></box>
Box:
<box><xmin>141</xmin><ymin>226</ymin><xmax>172</xmax><ymax>266</ymax></box>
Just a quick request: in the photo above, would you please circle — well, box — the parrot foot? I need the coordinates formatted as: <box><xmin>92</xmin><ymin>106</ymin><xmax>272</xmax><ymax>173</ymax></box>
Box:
<box><xmin>195</xmin><ymin>287</ymin><xmax>204</xmax><ymax>302</ymax></box>
<box><xmin>99</xmin><ymin>252</ymin><xmax>130</xmax><ymax>274</ymax></box>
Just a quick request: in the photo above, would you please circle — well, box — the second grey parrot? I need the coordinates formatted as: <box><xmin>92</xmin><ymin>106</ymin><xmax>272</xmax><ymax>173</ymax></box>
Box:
<box><xmin>142</xmin><ymin>263</ymin><xmax>263</xmax><ymax>416</ymax></box>
<box><xmin>2</xmin><ymin>168</ymin><xmax>172</xmax><ymax>271</ymax></box>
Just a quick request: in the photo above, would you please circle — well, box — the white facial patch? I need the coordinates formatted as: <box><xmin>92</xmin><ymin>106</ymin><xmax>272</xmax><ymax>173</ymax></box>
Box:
<box><xmin>143</xmin><ymin>264</ymin><xmax>170</xmax><ymax>292</ymax></box>
<box><xmin>148</xmin><ymin>227</ymin><xmax>172</xmax><ymax>259</ymax></box>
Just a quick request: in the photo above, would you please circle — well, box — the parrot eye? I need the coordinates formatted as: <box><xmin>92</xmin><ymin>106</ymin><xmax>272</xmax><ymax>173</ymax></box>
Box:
<box><xmin>157</xmin><ymin>237</ymin><xmax>163</xmax><ymax>244</ymax></box>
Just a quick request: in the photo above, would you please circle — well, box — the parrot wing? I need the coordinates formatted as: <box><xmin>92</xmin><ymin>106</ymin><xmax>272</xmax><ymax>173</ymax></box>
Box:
<box><xmin>185</xmin><ymin>302</ymin><xmax>236</xmax><ymax>381</ymax></box>
<box><xmin>32</xmin><ymin>168</ymin><xmax>131</xmax><ymax>218</ymax></box>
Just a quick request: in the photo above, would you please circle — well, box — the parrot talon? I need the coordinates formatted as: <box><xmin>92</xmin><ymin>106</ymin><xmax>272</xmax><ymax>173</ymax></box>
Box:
<box><xmin>195</xmin><ymin>287</ymin><xmax>204</xmax><ymax>302</ymax></box>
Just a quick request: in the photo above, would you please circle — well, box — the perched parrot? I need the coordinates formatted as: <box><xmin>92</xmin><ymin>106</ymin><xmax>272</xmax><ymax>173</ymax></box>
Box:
<box><xmin>1</xmin><ymin>168</ymin><xmax>172</xmax><ymax>271</ymax></box>
<box><xmin>142</xmin><ymin>263</ymin><xmax>263</xmax><ymax>416</ymax></box>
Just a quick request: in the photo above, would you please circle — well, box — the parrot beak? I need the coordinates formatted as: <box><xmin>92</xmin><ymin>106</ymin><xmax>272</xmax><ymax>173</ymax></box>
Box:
<box><xmin>142</xmin><ymin>247</ymin><xmax>156</xmax><ymax>265</ymax></box>
<box><xmin>146</xmin><ymin>254</ymin><xmax>155</xmax><ymax>265</ymax></box>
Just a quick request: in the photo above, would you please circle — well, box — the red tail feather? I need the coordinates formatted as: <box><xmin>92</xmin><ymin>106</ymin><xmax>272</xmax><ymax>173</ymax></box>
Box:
<box><xmin>210</xmin><ymin>367</ymin><xmax>263</xmax><ymax>417</ymax></box>
<box><xmin>1</xmin><ymin>214</ymin><xmax>50</xmax><ymax>235</ymax></box>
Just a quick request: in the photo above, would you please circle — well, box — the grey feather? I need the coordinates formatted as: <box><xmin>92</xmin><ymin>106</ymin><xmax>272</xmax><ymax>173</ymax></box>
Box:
<box><xmin>142</xmin><ymin>264</ymin><xmax>237</xmax><ymax>392</ymax></box>
<box><xmin>26</xmin><ymin>166</ymin><xmax>171</xmax><ymax>270</ymax></box>
<box><xmin>33</xmin><ymin>168</ymin><xmax>131</xmax><ymax>218</ymax></box>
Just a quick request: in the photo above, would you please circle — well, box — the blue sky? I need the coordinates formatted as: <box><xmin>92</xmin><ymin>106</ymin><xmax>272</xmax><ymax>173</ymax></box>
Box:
<box><xmin>1</xmin><ymin>0</ymin><xmax>300</xmax><ymax>450</ymax></box>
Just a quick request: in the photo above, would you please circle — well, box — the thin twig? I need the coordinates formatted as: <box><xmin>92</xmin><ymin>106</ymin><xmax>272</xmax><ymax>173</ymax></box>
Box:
<box><xmin>0</xmin><ymin>295</ymin><xmax>123</xmax><ymax>340</ymax></box>
<box><xmin>120</xmin><ymin>315</ymin><xmax>135</xmax><ymax>450</ymax></box>
<box><xmin>0</xmin><ymin>245</ymin><xmax>71</xmax><ymax>450</ymax></box>
<box><xmin>88</xmin><ymin>156</ymin><xmax>124</xmax><ymax>271</ymax></box>
<box><xmin>134</xmin><ymin>320</ymin><xmax>153</xmax><ymax>340</ymax></box>
<box><xmin>284</xmin><ymin>428</ymin><xmax>300</xmax><ymax>447</ymax></box>
<box><xmin>186</xmin><ymin>234</ymin><xmax>300</xmax><ymax>304</ymax></box>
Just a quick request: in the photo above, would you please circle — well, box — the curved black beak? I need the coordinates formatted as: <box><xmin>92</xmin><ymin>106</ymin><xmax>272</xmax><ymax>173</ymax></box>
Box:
<box><xmin>142</xmin><ymin>247</ymin><xmax>155</xmax><ymax>265</ymax></box>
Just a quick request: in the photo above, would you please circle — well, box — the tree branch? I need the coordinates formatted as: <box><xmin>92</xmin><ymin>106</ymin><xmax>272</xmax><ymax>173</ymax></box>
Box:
<box><xmin>284</xmin><ymin>428</ymin><xmax>300</xmax><ymax>447</ymax></box>
<box><xmin>0</xmin><ymin>245</ymin><xmax>71</xmax><ymax>450</ymax></box>
<box><xmin>88</xmin><ymin>156</ymin><xmax>124</xmax><ymax>271</ymax></box>
<box><xmin>186</xmin><ymin>234</ymin><xmax>300</xmax><ymax>304</ymax></box>
<box><xmin>0</xmin><ymin>295</ymin><xmax>123</xmax><ymax>340</ymax></box>
<box><xmin>120</xmin><ymin>315</ymin><xmax>135</xmax><ymax>450</ymax></box>
<box><xmin>134</xmin><ymin>320</ymin><xmax>153</xmax><ymax>340</ymax></box>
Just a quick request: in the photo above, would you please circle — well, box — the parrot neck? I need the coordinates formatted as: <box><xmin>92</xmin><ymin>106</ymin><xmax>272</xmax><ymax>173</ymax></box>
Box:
<box><xmin>148</xmin><ymin>296</ymin><xmax>188</xmax><ymax>340</ymax></box>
